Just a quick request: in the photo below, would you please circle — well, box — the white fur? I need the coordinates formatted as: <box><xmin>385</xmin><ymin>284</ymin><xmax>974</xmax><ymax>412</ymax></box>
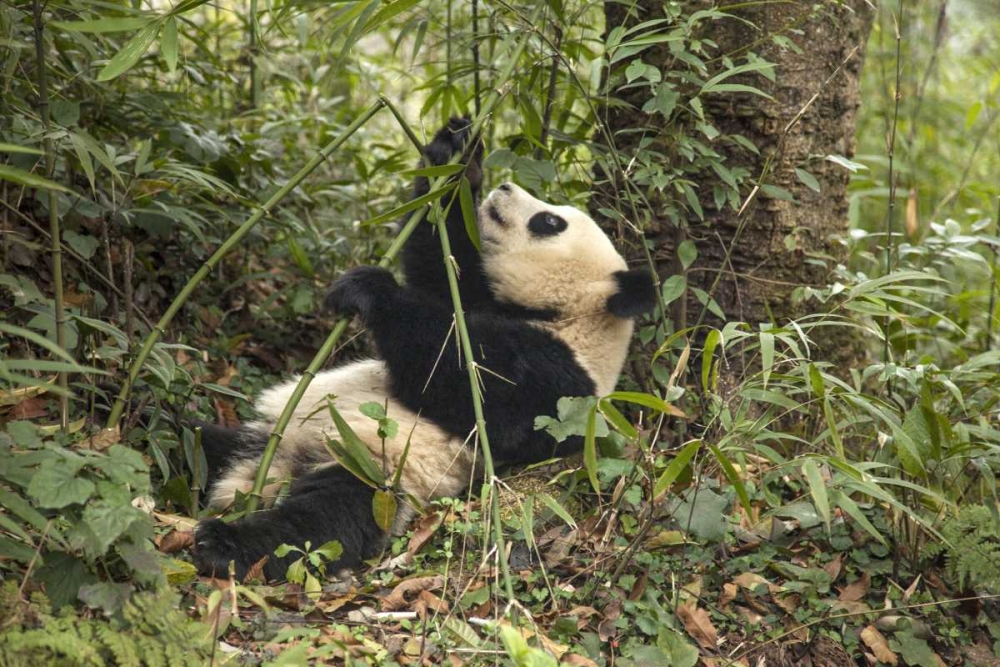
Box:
<box><xmin>479</xmin><ymin>184</ymin><xmax>635</xmax><ymax>395</ymax></box>
<box><xmin>209</xmin><ymin>360</ymin><xmax>478</xmax><ymax>523</ymax></box>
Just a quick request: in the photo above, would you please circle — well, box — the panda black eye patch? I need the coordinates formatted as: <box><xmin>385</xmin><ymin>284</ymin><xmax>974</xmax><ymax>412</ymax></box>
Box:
<box><xmin>528</xmin><ymin>211</ymin><xmax>568</xmax><ymax>237</ymax></box>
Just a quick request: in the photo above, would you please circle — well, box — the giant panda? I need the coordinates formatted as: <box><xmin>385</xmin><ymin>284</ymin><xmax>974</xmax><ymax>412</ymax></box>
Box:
<box><xmin>191</xmin><ymin>119</ymin><xmax>657</xmax><ymax>580</ymax></box>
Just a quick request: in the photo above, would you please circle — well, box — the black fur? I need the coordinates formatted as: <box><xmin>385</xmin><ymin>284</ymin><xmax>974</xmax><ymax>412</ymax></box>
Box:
<box><xmin>327</xmin><ymin>265</ymin><xmax>595</xmax><ymax>463</ymax></box>
<box><xmin>606</xmin><ymin>268</ymin><xmax>658</xmax><ymax>318</ymax></box>
<box><xmin>400</xmin><ymin>117</ymin><xmax>492</xmax><ymax>307</ymax></box>
<box><xmin>193</xmin><ymin>466</ymin><xmax>384</xmax><ymax>581</ymax></box>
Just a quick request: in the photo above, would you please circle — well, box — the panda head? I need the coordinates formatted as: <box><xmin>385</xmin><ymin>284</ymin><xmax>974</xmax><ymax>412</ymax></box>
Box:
<box><xmin>478</xmin><ymin>183</ymin><xmax>657</xmax><ymax>320</ymax></box>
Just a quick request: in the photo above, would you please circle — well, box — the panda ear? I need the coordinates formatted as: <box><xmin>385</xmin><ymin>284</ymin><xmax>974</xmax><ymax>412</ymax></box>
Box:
<box><xmin>606</xmin><ymin>268</ymin><xmax>658</xmax><ymax>318</ymax></box>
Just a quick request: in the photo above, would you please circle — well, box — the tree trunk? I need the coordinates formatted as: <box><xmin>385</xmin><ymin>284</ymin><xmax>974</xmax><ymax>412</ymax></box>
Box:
<box><xmin>596</xmin><ymin>1</ymin><xmax>875</xmax><ymax>371</ymax></box>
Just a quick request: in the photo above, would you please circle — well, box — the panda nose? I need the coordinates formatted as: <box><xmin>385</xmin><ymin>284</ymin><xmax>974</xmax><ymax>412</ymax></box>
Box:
<box><xmin>497</xmin><ymin>182</ymin><xmax>512</xmax><ymax>192</ymax></box>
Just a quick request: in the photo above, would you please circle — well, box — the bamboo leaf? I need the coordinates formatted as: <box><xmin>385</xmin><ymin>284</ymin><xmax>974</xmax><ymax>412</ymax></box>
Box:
<box><xmin>0</xmin><ymin>165</ymin><xmax>70</xmax><ymax>193</ymax></box>
<box><xmin>605</xmin><ymin>391</ymin><xmax>686</xmax><ymax>418</ymax></box>
<box><xmin>459</xmin><ymin>176</ymin><xmax>480</xmax><ymax>250</ymax></box>
<box><xmin>326</xmin><ymin>400</ymin><xmax>385</xmax><ymax>485</ymax></box>
<box><xmin>759</xmin><ymin>330</ymin><xmax>774</xmax><ymax>389</ymax></box>
<box><xmin>802</xmin><ymin>458</ymin><xmax>831</xmax><ymax>532</ymax></box>
<box><xmin>361</xmin><ymin>183</ymin><xmax>457</xmax><ymax>227</ymax></box>
<box><xmin>161</xmin><ymin>17</ymin><xmax>178</xmax><ymax>73</ymax></box>
<box><xmin>701</xmin><ymin>329</ymin><xmax>721</xmax><ymax>392</ymax></box>
<box><xmin>535</xmin><ymin>492</ymin><xmax>577</xmax><ymax>528</ymax></box>
<box><xmin>584</xmin><ymin>405</ymin><xmax>600</xmax><ymax>495</ymax></box>
<box><xmin>0</xmin><ymin>143</ymin><xmax>43</xmax><ymax>155</ymax></box>
<box><xmin>598</xmin><ymin>398</ymin><xmax>638</xmax><ymax>439</ymax></box>
<box><xmin>372</xmin><ymin>490</ymin><xmax>397</xmax><ymax>533</ymax></box>
<box><xmin>97</xmin><ymin>23</ymin><xmax>161</xmax><ymax>82</ymax></box>
<box><xmin>51</xmin><ymin>17</ymin><xmax>152</xmax><ymax>33</ymax></box>
<box><xmin>708</xmin><ymin>445</ymin><xmax>751</xmax><ymax>515</ymax></box>
<box><xmin>653</xmin><ymin>439</ymin><xmax>700</xmax><ymax>499</ymax></box>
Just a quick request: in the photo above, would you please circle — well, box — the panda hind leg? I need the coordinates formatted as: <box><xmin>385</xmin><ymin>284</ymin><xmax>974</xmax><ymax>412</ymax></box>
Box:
<box><xmin>192</xmin><ymin>465</ymin><xmax>386</xmax><ymax>581</ymax></box>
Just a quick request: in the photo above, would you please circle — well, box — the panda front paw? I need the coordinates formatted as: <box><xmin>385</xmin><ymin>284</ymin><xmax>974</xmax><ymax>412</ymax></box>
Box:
<box><xmin>423</xmin><ymin>117</ymin><xmax>483</xmax><ymax>191</ymax></box>
<box><xmin>325</xmin><ymin>266</ymin><xmax>398</xmax><ymax>321</ymax></box>
<box><xmin>192</xmin><ymin>518</ymin><xmax>254</xmax><ymax>580</ymax></box>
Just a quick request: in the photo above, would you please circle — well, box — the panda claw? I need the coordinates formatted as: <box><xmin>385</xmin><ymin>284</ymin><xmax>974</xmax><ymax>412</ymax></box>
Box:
<box><xmin>424</xmin><ymin>117</ymin><xmax>483</xmax><ymax>190</ymax></box>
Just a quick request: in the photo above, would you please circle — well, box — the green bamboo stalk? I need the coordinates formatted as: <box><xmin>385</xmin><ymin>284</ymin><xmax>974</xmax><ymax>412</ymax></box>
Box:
<box><xmin>33</xmin><ymin>0</ymin><xmax>68</xmax><ymax>429</ymax></box>
<box><xmin>432</xmin><ymin>204</ymin><xmax>517</xmax><ymax>604</ymax></box>
<box><xmin>105</xmin><ymin>99</ymin><xmax>387</xmax><ymax>429</ymax></box>
<box><xmin>248</xmin><ymin>0</ymin><xmax>261</xmax><ymax>109</ymax></box>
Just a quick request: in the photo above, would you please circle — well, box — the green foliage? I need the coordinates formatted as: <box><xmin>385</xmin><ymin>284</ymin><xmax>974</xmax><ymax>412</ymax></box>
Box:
<box><xmin>0</xmin><ymin>581</ymin><xmax>212</xmax><ymax>666</ymax></box>
<box><xmin>925</xmin><ymin>505</ymin><xmax>1000</xmax><ymax>592</ymax></box>
<box><xmin>275</xmin><ymin>540</ymin><xmax>344</xmax><ymax>600</ymax></box>
<box><xmin>0</xmin><ymin>422</ymin><xmax>160</xmax><ymax>609</ymax></box>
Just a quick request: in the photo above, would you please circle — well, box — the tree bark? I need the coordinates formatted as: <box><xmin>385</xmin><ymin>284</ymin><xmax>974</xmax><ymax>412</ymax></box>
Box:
<box><xmin>597</xmin><ymin>1</ymin><xmax>875</xmax><ymax>370</ymax></box>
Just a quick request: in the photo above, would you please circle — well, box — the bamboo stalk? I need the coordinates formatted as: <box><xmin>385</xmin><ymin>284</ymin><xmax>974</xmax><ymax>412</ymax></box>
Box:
<box><xmin>432</xmin><ymin>206</ymin><xmax>517</xmax><ymax>603</ymax></box>
<box><xmin>244</xmin><ymin>15</ymin><xmax>542</xmax><ymax>612</ymax></box>
<box><xmin>32</xmin><ymin>0</ymin><xmax>69</xmax><ymax>429</ymax></box>
<box><xmin>105</xmin><ymin>100</ymin><xmax>388</xmax><ymax>429</ymax></box>
<box><xmin>248</xmin><ymin>0</ymin><xmax>261</xmax><ymax>109</ymax></box>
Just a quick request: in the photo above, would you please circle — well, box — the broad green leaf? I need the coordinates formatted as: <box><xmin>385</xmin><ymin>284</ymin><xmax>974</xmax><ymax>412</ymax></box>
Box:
<box><xmin>97</xmin><ymin>23</ymin><xmax>161</xmax><ymax>82</ymax></box>
<box><xmin>27</xmin><ymin>461</ymin><xmax>95</xmax><ymax>509</ymax></box>
<box><xmin>825</xmin><ymin>154</ymin><xmax>867</xmax><ymax>172</ymax></box>
<box><xmin>372</xmin><ymin>490</ymin><xmax>397</xmax><ymax>533</ymax></box>
<box><xmin>802</xmin><ymin>458</ymin><xmax>831</xmax><ymax>532</ymax></box>
<box><xmin>677</xmin><ymin>240</ymin><xmax>697</xmax><ymax>269</ymax></box>
<box><xmin>51</xmin><ymin>17</ymin><xmax>152</xmax><ymax>33</ymax></box>
<box><xmin>0</xmin><ymin>165</ymin><xmax>70</xmax><ymax>192</ymax></box>
<box><xmin>653</xmin><ymin>439</ymin><xmax>700</xmax><ymax>498</ymax></box>
<box><xmin>161</xmin><ymin>17</ymin><xmax>178</xmax><ymax>73</ymax></box>
<box><xmin>661</xmin><ymin>275</ymin><xmax>686</xmax><ymax>306</ymax></box>
<box><xmin>794</xmin><ymin>168</ymin><xmax>821</xmax><ymax>193</ymax></box>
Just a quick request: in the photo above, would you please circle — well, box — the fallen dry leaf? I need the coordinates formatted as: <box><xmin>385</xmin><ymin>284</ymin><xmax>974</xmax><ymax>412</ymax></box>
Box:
<box><xmin>81</xmin><ymin>425</ymin><xmax>120</xmax><ymax>452</ymax></box>
<box><xmin>9</xmin><ymin>396</ymin><xmax>48</xmax><ymax>419</ymax></box>
<box><xmin>407</xmin><ymin>512</ymin><xmax>443</xmax><ymax>559</ymax></box>
<box><xmin>381</xmin><ymin>575</ymin><xmax>444</xmax><ymax>611</ymax></box>
<box><xmin>861</xmin><ymin>625</ymin><xmax>898</xmax><ymax>666</ymax></box>
<box><xmin>719</xmin><ymin>583</ymin><xmax>738</xmax><ymax>609</ymax></box>
<box><xmin>823</xmin><ymin>553</ymin><xmax>843</xmax><ymax>583</ymax></box>
<box><xmin>244</xmin><ymin>555</ymin><xmax>269</xmax><ymax>582</ymax></box>
<box><xmin>598</xmin><ymin>599</ymin><xmax>622</xmax><ymax>642</ymax></box>
<box><xmin>676</xmin><ymin>602</ymin><xmax>718</xmax><ymax>651</ymax></box>
<box><xmin>157</xmin><ymin>529</ymin><xmax>194</xmax><ymax>553</ymax></box>
<box><xmin>838</xmin><ymin>572</ymin><xmax>870</xmax><ymax>602</ymax></box>
<box><xmin>414</xmin><ymin>589</ymin><xmax>449</xmax><ymax>619</ymax></box>
<box><xmin>561</xmin><ymin>654</ymin><xmax>599</xmax><ymax>667</ymax></box>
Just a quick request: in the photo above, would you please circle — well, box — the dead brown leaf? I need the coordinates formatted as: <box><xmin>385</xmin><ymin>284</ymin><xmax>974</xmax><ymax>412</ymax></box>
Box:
<box><xmin>561</xmin><ymin>654</ymin><xmax>599</xmax><ymax>667</ymax></box>
<box><xmin>153</xmin><ymin>511</ymin><xmax>199</xmax><ymax>530</ymax></box>
<box><xmin>676</xmin><ymin>602</ymin><xmax>718</xmax><ymax>652</ymax></box>
<box><xmin>719</xmin><ymin>583</ymin><xmax>738</xmax><ymax>609</ymax></box>
<box><xmin>598</xmin><ymin>599</ymin><xmax>622</xmax><ymax>642</ymax></box>
<box><xmin>860</xmin><ymin>625</ymin><xmax>897</xmax><ymax>666</ymax></box>
<box><xmin>414</xmin><ymin>589</ymin><xmax>449</xmax><ymax>619</ymax></box>
<box><xmin>407</xmin><ymin>512</ymin><xmax>443</xmax><ymax>559</ymax></box>
<box><xmin>381</xmin><ymin>575</ymin><xmax>444</xmax><ymax>612</ymax></box>
<box><xmin>838</xmin><ymin>572</ymin><xmax>870</xmax><ymax>602</ymax></box>
<box><xmin>9</xmin><ymin>397</ymin><xmax>48</xmax><ymax>419</ymax></box>
<box><xmin>214</xmin><ymin>398</ymin><xmax>240</xmax><ymax>428</ymax></box>
<box><xmin>564</xmin><ymin>605</ymin><xmax>599</xmax><ymax>630</ymax></box>
<box><xmin>156</xmin><ymin>529</ymin><xmax>194</xmax><ymax>553</ymax></box>
<box><xmin>80</xmin><ymin>425</ymin><xmax>120</xmax><ymax>452</ymax></box>
<box><xmin>244</xmin><ymin>555</ymin><xmax>269</xmax><ymax>582</ymax></box>
<box><xmin>823</xmin><ymin>553</ymin><xmax>843</xmax><ymax>583</ymax></box>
